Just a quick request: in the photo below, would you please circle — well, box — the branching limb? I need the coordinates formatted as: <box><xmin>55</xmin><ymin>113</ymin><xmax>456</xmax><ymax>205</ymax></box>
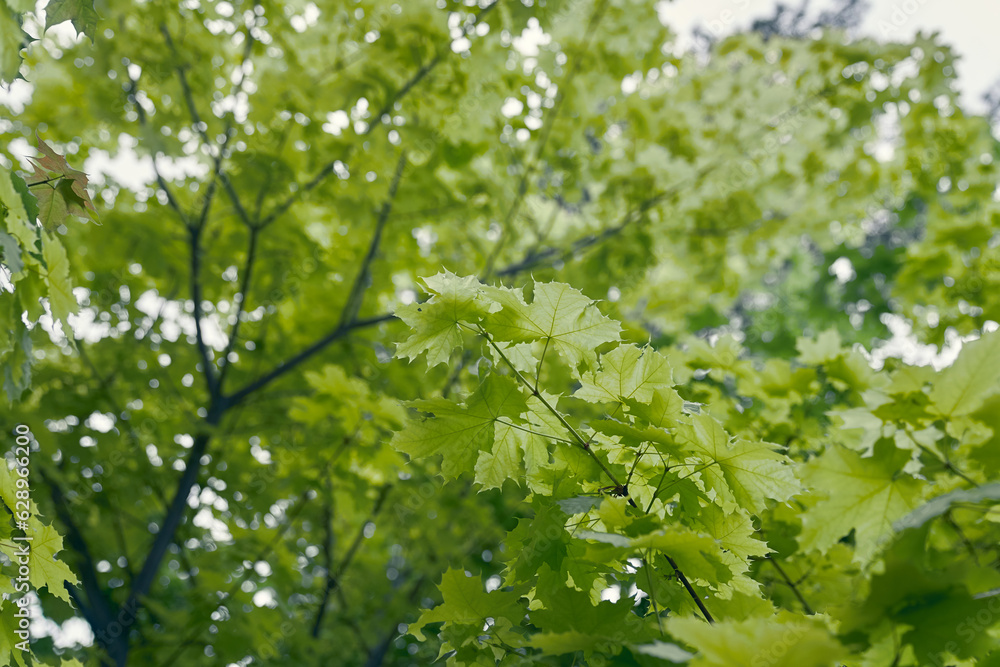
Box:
<box><xmin>339</xmin><ymin>153</ymin><xmax>407</xmax><ymax>328</ymax></box>
<box><xmin>312</xmin><ymin>481</ymin><xmax>337</xmax><ymax>639</ymax></box>
<box><xmin>476</xmin><ymin>324</ymin><xmax>715</xmax><ymax>624</ymax></box>
<box><xmin>311</xmin><ymin>485</ymin><xmax>393</xmax><ymax>638</ymax></box>
<box><xmin>124</xmin><ymin>425</ymin><xmax>216</xmax><ymax>641</ymax></box>
<box><xmin>39</xmin><ymin>467</ymin><xmax>129</xmax><ymax>665</ymax></box>
<box><xmin>217</xmin><ymin>224</ymin><xmax>261</xmax><ymax>390</ymax></box>
<box><xmin>225</xmin><ymin>313</ymin><xmax>395</xmax><ymax>407</ymax></box>
<box><xmin>481</xmin><ymin>0</ymin><xmax>610</xmax><ymax>277</ymax></box>
<box><xmin>766</xmin><ymin>556</ymin><xmax>814</xmax><ymax>615</ymax></box>
<box><xmin>161</xmin><ymin>22</ymin><xmax>255</xmax><ymax>225</ymax></box>
<box><xmin>258</xmin><ymin>1</ymin><xmax>498</xmax><ymax>229</ymax></box>
<box><xmin>495</xmin><ymin>190</ymin><xmax>669</xmax><ymax>278</ymax></box>
<box><xmin>363</xmin><ymin>575</ymin><xmax>427</xmax><ymax>667</ymax></box>
<box><xmin>662</xmin><ymin>554</ymin><xmax>715</xmax><ymax>624</ymax></box>
<box><xmin>187</xmin><ymin>224</ymin><xmax>220</xmax><ymax>397</ymax></box>
<box><xmin>122</xmin><ymin>71</ymin><xmax>191</xmax><ymax>229</ymax></box>
<box><xmin>155</xmin><ymin>485</ymin><xmax>314</xmax><ymax>667</ymax></box>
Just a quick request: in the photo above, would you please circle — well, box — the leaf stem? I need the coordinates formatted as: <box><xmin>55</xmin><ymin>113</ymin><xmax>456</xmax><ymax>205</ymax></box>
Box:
<box><xmin>766</xmin><ymin>556</ymin><xmax>814</xmax><ymax>615</ymax></box>
<box><xmin>472</xmin><ymin>322</ymin><xmax>715</xmax><ymax>623</ymax></box>
<box><xmin>26</xmin><ymin>176</ymin><xmax>61</xmax><ymax>187</ymax></box>
<box><xmin>662</xmin><ymin>554</ymin><xmax>715</xmax><ymax>624</ymax></box>
<box><xmin>494</xmin><ymin>419</ymin><xmax>576</xmax><ymax>445</ymax></box>
<box><xmin>534</xmin><ymin>335</ymin><xmax>551</xmax><ymax>394</ymax></box>
<box><xmin>476</xmin><ymin>326</ymin><xmax>630</xmax><ymax>498</ymax></box>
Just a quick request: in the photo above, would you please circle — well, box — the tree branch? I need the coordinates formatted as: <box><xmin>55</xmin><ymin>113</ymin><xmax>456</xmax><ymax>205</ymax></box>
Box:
<box><xmin>123</xmin><ymin>415</ymin><xmax>222</xmax><ymax>640</ymax></box>
<box><xmin>188</xmin><ymin>224</ymin><xmax>219</xmax><ymax>398</ymax></box>
<box><xmin>766</xmin><ymin>556</ymin><xmax>814</xmax><ymax>615</ymax></box>
<box><xmin>494</xmin><ymin>193</ymin><xmax>664</xmax><ymax>277</ymax></box>
<box><xmin>339</xmin><ymin>153</ymin><xmax>407</xmax><ymax>328</ymax></box>
<box><xmin>312</xmin><ymin>488</ymin><xmax>336</xmax><ymax>639</ymax></box>
<box><xmin>157</xmin><ymin>474</ymin><xmax>328</xmax><ymax>667</ymax></box>
<box><xmin>161</xmin><ymin>22</ymin><xmax>255</xmax><ymax>229</ymax></box>
<box><xmin>489</xmin><ymin>74</ymin><xmax>851</xmax><ymax>279</ymax></box>
<box><xmin>123</xmin><ymin>58</ymin><xmax>202</xmax><ymax>234</ymax></box>
<box><xmin>662</xmin><ymin>554</ymin><xmax>715</xmax><ymax>624</ymax></box>
<box><xmin>363</xmin><ymin>575</ymin><xmax>427</xmax><ymax>667</ymax></box>
<box><xmin>39</xmin><ymin>467</ymin><xmax>128</xmax><ymax>665</ymax></box>
<box><xmin>311</xmin><ymin>485</ymin><xmax>392</xmax><ymax>638</ymax></box>
<box><xmin>257</xmin><ymin>1</ymin><xmax>498</xmax><ymax>229</ymax></box>
<box><xmin>225</xmin><ymin>313</ymin><xmax>395</xmax><ymax>407</ymax></box>
<box><xmin>217</xmin><ymin>224</ymin><xmax>260</xmax><ymax>390</ymax></box>
<box><xmin>228</xmin><ymin>176</ymin><xmax>648</xmax><ymax>409</ymax></box>
<box><xmin>481</xmin><ymin>0</ymin><xmax>609</xmax><ymax>277</ymax></box>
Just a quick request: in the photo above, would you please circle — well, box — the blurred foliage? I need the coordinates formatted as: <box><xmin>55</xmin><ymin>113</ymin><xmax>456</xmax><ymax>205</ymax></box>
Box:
<box><xmin>1</xmin><ymin>0</ymin><xmax>999</xmax><ymax>665</ymax></box>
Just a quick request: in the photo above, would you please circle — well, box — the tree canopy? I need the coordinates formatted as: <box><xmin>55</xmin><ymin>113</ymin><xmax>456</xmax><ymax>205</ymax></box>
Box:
<box><xmin>2</xmin><ymin>0</ymin><xmax>1000</xmax><ymax>666</ymax></box>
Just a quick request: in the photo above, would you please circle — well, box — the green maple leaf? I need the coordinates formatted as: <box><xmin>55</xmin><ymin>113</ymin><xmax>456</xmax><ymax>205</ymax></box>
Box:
<box><xmin>474</xmin><ymin>419</ymin><xmax>523</xmax><ymax>490</ymax></box>
<box><xmin>557</xmin><ymin>496</ymin><xmax>603</xmax><ymax>515</ymax></box>
<box><xmin>44</xmin><ymin>0</ymin><xmax>101</xmax><ymax>41</ymax></box>
<box><xmin>893</xmin><ymin>481</ymin><xmax>1000</xmax><ymax>531</ymax></box>
<box><xmin>590</xmin><ymin>416</ymin><xmax>684</xmax><ymax>460</ymax></box>
<box><xmin>8</xmin><ymin>170</ymin><xmax>39</xmax><ymax>223</ymax></box>
<box><xmin>695</xmin><ymin>504</ymin><xmax>772</xmax><ymax>575</ymax></box>
<box><xmin>633</xmin><ymin>641</ymin><xmax>695</xmax><ymax>663</ymax></box>
<box><xmin>928</xmin><ymin>331</ymin><xmax>1000</xmax><ymax>418</ymax></box>
<box><xmin>504</xmin><ymin>504</ymin><xmax>571</xmax><ymax>583</ymax></box>
<box><xmin>2</xmin><ymin>328</ymin><xmax>32</xmax><ymax>403</ymax></box>
<box><xmin>0</xmin><ymin>230</ymin><xmax>22</xmax><ymax>276</ymax></box>
<box><xmin>574</xmin><ymin>343</ymin><xmax>673</xmax><ymax>405</ymax></box>
<box><xmin>668</xmin><ymin>612</ymin><xmax>845</xmax><ymax>667</ymax></box>
<box><xmin>530</xmin><ymin>631</ymin><xmax>608</xmax><ymax>655</ymax></box>
<box><xmin>29</xmin><ymin>138</ymin><xmax>99</xmax><ymax>229</ymax></box>
<box><xmin>42</xmin><ymin>233</ymin><xmax>78</xmax><ymax>330</ymax></box>
<box><xmin>34</xmin><ymin>180</ymin><xmax>70</xmax><ymax>231</ymax></box>
<box><xmin>391</xmin><ymin>373</ymin><xmax>527</xmax><ymax>478</ymax></box>
<box><xmin>0</xmin><ymin>6</ymin><xmax>27</xmax><ymax>83</ymax></box>
<box><xmin>406</xmin><ymin>568</ymin><xmax>523</xmax><ymax>641</ymax></box>
<box><xmin>28</xmin><ymin>523</ymin><xmax>80</xmax><ymax>604</ymax></box>
<box><xmin>799</xmin><ymin>441</ymin><xmax>922</xmax><ymax>564</ymax></box>
<box><xmin>484</xmin><ymin>281</ymin><xmax>620</xmax><ymax>368</ymax></box>
<box><xmin>528</xmin><ymin>570</ymin><xmax>637</xmax><ymax>655</ymax></box>
<box><xmin>577</xmin><ymin>526</ymin><xmax>732</xmax><ymax>585</ymax></box>
<box><xmin>395</xmin><ymin>271</ymin><xmax>497</xmax><ymax>368</ymax></box>
<box><xmin>0</xmin><ymin>459</ymin><xmax>38</xmax><ymax>516</ymax></box>
<box><xmin>629</xmin><ymin>386</ymin><xmax>687</xmax><ymax>428</ymax></box>
<box><xmin>0</xmin><ymin>167</ymin><xmax>37</xmax><ymax>252</ymax></box>
<box><xmin>674</xmin><ymin>414</ymin><xmax>800</xmax><ymax>514</ymax></box>
<box><xmin>590</xmin><ymin>386</ymin><xmax>690</xmax><ymax>464</ymax></box>
<box><xmin>796</xmin><ymin>328</ymin><xmax>843</xmax><ymax>365</ymax></box>
<box><xmin>0</xmin><ymin>600</ymin><xmax>29</xmax><ymax>667</ymax></box>
<box><xmin>845</xmin><ymin>536</ymin><xmax>1000</xmax><ymax>662</ymax></box>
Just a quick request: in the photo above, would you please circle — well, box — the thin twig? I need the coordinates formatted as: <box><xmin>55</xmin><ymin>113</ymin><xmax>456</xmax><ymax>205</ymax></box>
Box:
<box><xmin>481</xmin><ymin>0</ymin><xmax>610</xmax><ymax>277</ymax></box>
<box><xmin>155</xmin><ymin>487</ymin><xmax>315</xmax><ymax>667</ymax></box>
<box><xmin>217</xmin><ymin>224</ymin><xmax>260</xmax><ymax>390</ymax></box>
<box><xmin>477</xmin><ymin>324</ymin><xmax>714</xmax><ymax>623</ymax></box>
<box><xmin>662</xmin><ymin>554</ymin><xmax>715</xmax><ymax>624</ymax></box>
<box><xmin>187</xmin><ymin>224</ymin><xmax>219</xmax><ymax>397</ymax></box>
<box><xmin>225</xmin><ymin>313</ymin><xmax>396</xmax><ymax>407</ymax></box>
<box><xmin>311</xmin><ymin>485</ymin><xmax>392</xmax><ymax>638</ymax></box>
<box><xmin>339</xmin><ymin>153</ymin><xmax>407</xmax><ymax>328</ymax></box>
<box><xmin>258</xmin><ymin>2</ymin><xmax>498</xmax><ymax>229</ymax></box>
<box><xmin>767</xmin><ymin>556</ymin><xmax>813</xmax><ymax>615</ymax></box>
